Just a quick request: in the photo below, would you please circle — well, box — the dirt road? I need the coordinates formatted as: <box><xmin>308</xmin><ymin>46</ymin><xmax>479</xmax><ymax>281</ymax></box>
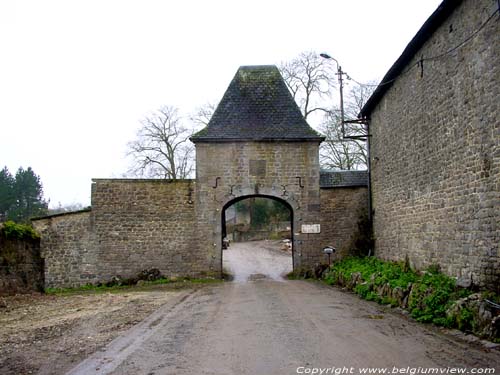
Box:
<box><xmin>67</xmin><ymin>242</ymin><xmax>500</xmax><ymax>375</ymax></box>
<box><xmin>223</xmin><ymin>240</ymin><xmax>292</xmax><ymax>282</ymax></box>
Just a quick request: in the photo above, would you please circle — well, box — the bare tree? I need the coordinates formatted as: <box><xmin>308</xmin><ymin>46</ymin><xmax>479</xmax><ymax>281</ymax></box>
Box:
<box><xmin>279</xmin><ymin>51</ymin><xmax>336</xmax><ymax>120</ymax></box>
<box><xmin>347</xmin><ymin>82</ymin><xmax>375</xmax><ymax>117</ymax></box>
<box><xmin>319</xmin><ymin>110</ymin><xmax>367</xmax><ymax>170</ymax></box>
<box><xmin>319</xmin><ymin>84</ymin><xmax>375</xmax><ymax>170</ymax></box>
<box><xmin>280</xmin><ymin>51</ymin><xmax>375</xmax><ymax>170</ymax></box>
<box><xmin>191</xmin><ymin>102</ymin><xmax>216</xmax><ymax>127</ymax></box>
<box><xmin>127</xmin><ymin>106</ymin><xmax>194</xmax><ymax>179</ymax></box>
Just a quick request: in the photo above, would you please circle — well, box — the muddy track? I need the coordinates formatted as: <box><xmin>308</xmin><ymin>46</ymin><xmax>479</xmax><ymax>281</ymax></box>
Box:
<box><xmin>68</xmin><ymin>280</ymin><xmax>500</xmax><ymax>375</ymax></box>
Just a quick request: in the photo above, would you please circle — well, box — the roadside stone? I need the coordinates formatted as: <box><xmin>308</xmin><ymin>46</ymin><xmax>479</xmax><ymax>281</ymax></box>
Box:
<box><xmin>491</xmin><ymin>315</ymin><xmax>500</xmax><ymax>339</ymax></box>
<box><xmin>137</xmin><ymin>268</ymin><xmax>162</xmax><ymax>282</ymax></box>
<box><xmin>446</xmin><ymin>293</ymin><xmax>500</xmax><ymax>341</ymax></box>
<box><xmin>348</xmin><ymin>272</ymin><xmax>362</xmax><ymax>289</ymax></box>
<box><xmin>370</xmin><ymin>272</ymin><xmax>380</xmax><ymax>283</ymax></box>
<box><xmin>392</xmin><ymin>287</ymin><xmax>405</xmax><ymax>306</ymax></box>
<box><xmin>481</xmin><ymin>340</ymin><xmax>500</xmax><ymax>350</ymax></box>
<box><xmin>106</xmin><ymin>275</ymin><xmax>123</xmax><ymax>287</ymax></box>
<box><xmin>376</xmin><ymin>283</ymin><xmax>391</xmax><ymax>299</ymax></box>
<box><xmin>456</xmin><ymin>276</ymin><xmax>472</xmax><ymax>289</ymax></box>
<box><xmin>314</xmin><ymin>264</ymin><xmax>329</xmax><ymax>279</ymax></box>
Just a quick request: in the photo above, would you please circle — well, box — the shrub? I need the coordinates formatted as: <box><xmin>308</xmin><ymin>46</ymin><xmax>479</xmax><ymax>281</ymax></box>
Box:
<box><xmin>0</xmin><ymin>221</ymin><xmax>40</xmax><ymax>240</ymax></box>
<box><xmin>324</xmin><ymin>256</ymin><xmax>418</xmax><ymax>290</ymax></box>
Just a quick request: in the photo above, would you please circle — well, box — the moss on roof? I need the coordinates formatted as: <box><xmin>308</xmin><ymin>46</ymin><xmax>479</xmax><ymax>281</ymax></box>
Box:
<box><xmin>191</xmin><ymin>65</ymin><xmax>324</xmax><ymax>143</ymax></box>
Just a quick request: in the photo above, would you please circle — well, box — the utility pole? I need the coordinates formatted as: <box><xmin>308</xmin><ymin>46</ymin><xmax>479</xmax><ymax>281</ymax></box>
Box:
<box><xmin>320</xmin><ymin>53</ymin><xmax>373</xmax><ymax>222</ymax></box>
<box><xmin>320</xmin><ymin>53</ymin><xmax>369</xmax><ymax>141</ymax></box>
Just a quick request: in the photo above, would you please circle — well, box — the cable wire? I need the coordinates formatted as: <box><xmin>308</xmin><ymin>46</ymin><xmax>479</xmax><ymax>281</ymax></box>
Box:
<box><xmin>423</xmin><ymin>7</ymin><xmax>498</xmax><ymax>61</ymax></box>
<box><xmin>346</xmin><ymin>6</ymin><xmax>498</xmax><ymax>88</ymax></box>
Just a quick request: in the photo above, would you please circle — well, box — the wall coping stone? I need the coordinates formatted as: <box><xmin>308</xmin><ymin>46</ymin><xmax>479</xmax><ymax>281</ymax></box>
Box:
<box><xmin>31</xmin><ymin>208</ymin><xmax>91</xmax><ymax>221</ymax></box>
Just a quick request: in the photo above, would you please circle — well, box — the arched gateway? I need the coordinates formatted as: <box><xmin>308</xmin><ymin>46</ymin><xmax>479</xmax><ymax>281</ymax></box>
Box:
<box><xmin>33</xmin><ymin>65</ymin><xmax>369</xmax><ymax>288</ymax></box>
<box><xmin>190</xmin><ymin>65</ymin><xmax>324</xmax><ymax>273</ymax></box>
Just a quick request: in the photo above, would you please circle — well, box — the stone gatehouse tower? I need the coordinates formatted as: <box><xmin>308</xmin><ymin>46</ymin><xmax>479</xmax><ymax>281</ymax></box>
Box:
<box><xmin>191</xmin><ymin>65</ymin><xmax>325</xmax><ymax>271</ymax></box>
<box><xmin>32</xmin><ymin>65</ymin><xmax>369</xmax><ymax>288</ymax></box>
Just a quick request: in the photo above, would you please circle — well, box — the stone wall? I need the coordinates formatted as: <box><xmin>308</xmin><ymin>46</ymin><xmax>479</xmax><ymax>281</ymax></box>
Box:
<box><xmin>320</xmin><ymin>187</ymin><xmax>369</xmax><ymax>260</ymax></box>
<box><xmin>90</xmin><ymin>179</ymin><xmax>202</xmax><ymax>281</ymax></box>
<box><xmin>0</xmin><ymin>226</ymin><xmax>43</xmax><ymax>295</ymax></box>
<box><xmin>33</xmin><ymin>210</ymin><xmax>94</xmax><ymax>288</ymax></box>
<box><xmin>34</xmin><ymin>180</ymin><xmax>201</xmax><ymax>288</ymax></box>
<box><xmin>32</xmin><ymin>175</ymin><xmax>368</xmax><ymax>288</ymax></box>
<box><xmin>368</xmin><ymin>0</ymin><xmax>499</xmax><ymax>289</ymax></box>
<box><xmin>194</xmin><ymin>141</ymin><xmax>324</xmax><ymax>272</ymax></box>
<box><xmin>33</xmin><ymin>151</ymin><xmax>369</xmax><ymax>288</ymax></box>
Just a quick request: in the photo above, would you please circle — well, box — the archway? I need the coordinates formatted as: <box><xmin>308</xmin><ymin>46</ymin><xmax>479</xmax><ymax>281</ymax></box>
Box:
<box><xmin>221</xmin><ymin>195</ymin><xmax>294</xmax><ymax>281</ymax></box>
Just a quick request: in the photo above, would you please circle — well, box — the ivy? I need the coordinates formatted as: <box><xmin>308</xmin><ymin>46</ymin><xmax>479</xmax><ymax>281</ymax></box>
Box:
<box><xmin>0</xmin><ymin>220</ymin><xmax>40</xmax><ymax>240</ymax></box>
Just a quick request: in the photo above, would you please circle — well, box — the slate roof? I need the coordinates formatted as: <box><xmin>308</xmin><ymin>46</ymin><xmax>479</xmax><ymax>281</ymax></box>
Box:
<box><xmin>190</xmin><ymin>65</ymin><xmax>324</xmax><ymax>143</ymax></box>
<box><xmin>319</xmin><ymin>170</ymin><xmax>368</xmax><ymax>188</ymax></box>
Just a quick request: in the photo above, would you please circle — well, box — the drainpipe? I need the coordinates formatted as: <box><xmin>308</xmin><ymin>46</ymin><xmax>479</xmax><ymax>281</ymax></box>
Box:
<box><xmin>365</xmin><ymin>117</ymin><xmax>373</xmax><ymax>257</ymax></box>
<box><xmin>366</xmin><ymin>119</ymin><xmax>372</xmax><ymax>223</ymax></box>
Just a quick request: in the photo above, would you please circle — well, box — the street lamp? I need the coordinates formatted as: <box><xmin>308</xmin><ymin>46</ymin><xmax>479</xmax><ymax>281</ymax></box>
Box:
<box><xmin>321</xmin><ymin>52</ymin><xmax>372</xmax><ymax>222</ymax></box>
<box><xmin>320</xmin><ymin>53</ymin><xmax>345</xmax><ymax>127</ymax></box>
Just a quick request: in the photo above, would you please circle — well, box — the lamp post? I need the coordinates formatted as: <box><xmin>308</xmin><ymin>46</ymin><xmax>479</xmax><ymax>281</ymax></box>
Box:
<box><xmin>320</xmin><ymin>52</ymin><xmax>373</xmax><ymax>223</ymax></box>
<box><xmin>320</xmin><ymin>53</ymin><xmax>345</xmax><ymax>128</ymax></box>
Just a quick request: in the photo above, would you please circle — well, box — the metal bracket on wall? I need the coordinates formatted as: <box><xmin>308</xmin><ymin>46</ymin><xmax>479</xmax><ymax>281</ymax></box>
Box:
<box><xmin>296</xmin><ymin>177</ymin><xmax>304</xmax><ymax>189</ymax></box>
<box><xmin>212</xmin><ymin>177</ymin><xmax>221</xmax><ymax>189</ymax></box>
<box><xmin>342</xmin><ymin>118</ymin><xmax>371</xmax><ymax>140</ymax></box>
<box><xmin>187</xmin><ymin>186</ymin><xmax>194</xmax><ymax>204</ymax></box>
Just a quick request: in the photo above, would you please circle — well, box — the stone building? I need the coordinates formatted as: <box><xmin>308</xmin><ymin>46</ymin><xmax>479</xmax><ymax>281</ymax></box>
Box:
<box><xmin>30</xmin><ymin>0</ymin><xmax>498</xmax><ymax>291</ymax></box>
<box><xmin>33</xmin><ymin>66</ymin><xmax>368</xmax><ymax>288</ymax></box>
<box><xmin>360</xmin><ymin>0</ymin><xmax>499</xmax><ymax>289</ymax></box>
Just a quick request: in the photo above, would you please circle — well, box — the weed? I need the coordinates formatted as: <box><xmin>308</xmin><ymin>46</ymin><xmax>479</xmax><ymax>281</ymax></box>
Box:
<box><xmin>323</xmin><ymin>257</ymin><xmax>476</xmax><ymax>331</ymax></box>
<box><xmin>45</xmin><ymin>277</ymin><xmax>220</xmax><ymax>295</ymax></box>
<box><xmin>1</xmin><ymin>221</ymin><xmax>40</xmax><ymax>240</ymax></box>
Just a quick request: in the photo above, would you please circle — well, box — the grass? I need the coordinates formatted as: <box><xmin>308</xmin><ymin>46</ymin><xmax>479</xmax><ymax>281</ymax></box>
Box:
<box><xmin>45</xmin><ymin>277</ymin><xmax>221</xmax><ymax>295</ymax></box>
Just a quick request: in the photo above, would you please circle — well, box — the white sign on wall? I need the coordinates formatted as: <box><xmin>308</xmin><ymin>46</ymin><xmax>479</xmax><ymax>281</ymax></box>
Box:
<box><xmin>301</xmin><ymin>224</ymin><xmax>321</xmax><ymax>234</ymax></box>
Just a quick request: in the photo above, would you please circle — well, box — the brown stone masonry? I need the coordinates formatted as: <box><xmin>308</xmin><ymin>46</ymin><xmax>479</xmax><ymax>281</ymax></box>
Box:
<box><xmin>366</xmin><ymin>0</ymin><xmax>499</xmax><ymax>289</ymax></box>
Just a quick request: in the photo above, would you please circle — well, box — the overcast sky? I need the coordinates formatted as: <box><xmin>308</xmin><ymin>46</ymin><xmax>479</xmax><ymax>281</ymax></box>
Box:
<box><xmin>0</xmin><ymin>0</ymin><xmax>442</xmax><ymax>208</ymax></box>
